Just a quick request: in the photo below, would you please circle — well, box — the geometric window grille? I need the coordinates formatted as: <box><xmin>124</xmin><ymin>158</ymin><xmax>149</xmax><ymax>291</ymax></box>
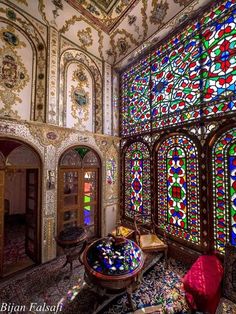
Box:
<box><xmin>156</xmin><ymin>135</ymin><xmax>200</xmax><ymax>244</ymax></box>
<box><xmin>212</xmin><ymin>128</ymin><xmax>236</xmax><ymax>253</ymax></box>
<box><xmin>124</xmin><ymin>142</ymin><xmax>151</xmax><ymax>222</ymax></box>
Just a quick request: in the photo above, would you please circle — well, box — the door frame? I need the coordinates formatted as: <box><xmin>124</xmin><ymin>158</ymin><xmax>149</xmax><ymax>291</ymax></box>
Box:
<box><xmin>0</xmin><ymin>138</ymin><xmax>42</xmax><ymax>277</ymax></box>
<box><xmin>58</xmin><ymin>146</ymin><xmax>101</xmax><ymax>240</ymax></box>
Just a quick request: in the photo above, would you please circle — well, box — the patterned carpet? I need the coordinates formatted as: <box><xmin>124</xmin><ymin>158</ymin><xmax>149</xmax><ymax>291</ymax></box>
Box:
<box><xmin>4</xmin><ymin>217</ymin><xmax>28</xmax><ymax>266</ymax></box>
<box><xmin>102</xmin><ymin>258</ymin><xmax>189</xmax><ymax>314</ymax></box>
<box><xmin>0</xmin><ymin>255</ymin><xmax>189</xmax><ymax>314</ymax></box>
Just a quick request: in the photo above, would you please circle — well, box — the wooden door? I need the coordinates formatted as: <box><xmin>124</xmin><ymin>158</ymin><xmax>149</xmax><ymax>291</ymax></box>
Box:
<box><xmin>0</xmin><ymin>170</ymin><xmax>4</xmax><ymax>276</ymax></box>
<box><xmin>58</xmin><ymin>169</ymin><xmax>80</xmax><ymax>233</ymax></box>
<box><xmin>58</xmin><ymin>168</ymin><xmax>99</xmax><ymax>237</ymax></box>
<box><xmin>82</xmin><ymin>169</ymin><xmax>98</xmax><ymax>237</ymax></box>
<box><xmin>25</xmin><ymin>169</ymin><xmax>38</xmax><ymax>261</ymax></box>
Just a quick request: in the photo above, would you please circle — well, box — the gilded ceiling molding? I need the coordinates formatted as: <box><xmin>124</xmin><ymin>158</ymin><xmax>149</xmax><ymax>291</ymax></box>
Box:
<box><xmin>38</xmin><ymin>0</ymin><xmax>49</xmax><ymax>25</ymax></box>
<box><xmin>65</xmin><ymin>0</ymin><xmax>140</xmax><ymax>33</ymax></box>
<box><xmin>141</xmin><ymin>0</ymin><xmax>148</xmax><ymax>41</ymax></box>
<box><xmin>59</xmin><ymin>49</ymin><xmax>103</xmax><ymax>133</ymax></box>
<box><xmin>27</xmin><ymin>122</ymin><xmax>71</xmax><ymax>147</ymax></box>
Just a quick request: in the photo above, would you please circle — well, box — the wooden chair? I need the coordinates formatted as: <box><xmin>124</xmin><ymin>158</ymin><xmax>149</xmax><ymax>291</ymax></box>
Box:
<box><xmin>134</xmin><ymin>214</ymin><xmax>168</xmax><ymax>263</ymax></box>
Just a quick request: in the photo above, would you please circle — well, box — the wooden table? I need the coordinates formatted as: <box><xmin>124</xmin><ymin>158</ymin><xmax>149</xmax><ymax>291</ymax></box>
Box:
<box><xmin>56</xmin><ymin>226</ymin><xmax>87</xmax><ymax>272</ymax></box>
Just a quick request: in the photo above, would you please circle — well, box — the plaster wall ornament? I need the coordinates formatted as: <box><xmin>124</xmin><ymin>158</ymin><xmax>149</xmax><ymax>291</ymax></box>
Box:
<box><xmin>0</xmin><ymin>27</ymin><xmax>29</xmax><ymax>119</ymax></box>
<box><xmin>77</xmin><ymin>27</ymin><xmax>93</xmax><ymax>50</ymax></box>
<box><xmin>27</xmin><ymin>122</ymin><xmax>72</xmax><ymax>147</ymax></box>
<box><xmin>150</xmin><ymin>0</ymin><xmax>169</xmax><ymax>25</ymax></box>
<box><xmin>0</xmin><ymin>3</ymin><xmax>47</xmax><ymax>121</ymax></box>
<box><xmin>103</xmin><ymin>62</ymin><xmax>112</xmax><ymax>135</ymax></box>
<box><xmin>59</xmin><ymin>48</ymin><xmax>103</xmax><ymax>133</ymax></box>
<box><xmin>112</xmin><ymin>71</ymin><xmax>119</xmax><ymax>136</ymax></box>
<box><xmin>47</xmin><ymin>27</ymin><xmax>59</xmax><ymax>124</ymax></box>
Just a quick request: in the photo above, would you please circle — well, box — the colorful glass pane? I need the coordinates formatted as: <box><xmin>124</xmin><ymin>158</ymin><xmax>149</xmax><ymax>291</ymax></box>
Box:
<box><xmin>212</xmin><ymin>128</ymin><xmax>236</xmax><ymax>253</ymax></box>
<box><xmin>167</xmin><ymin>147</ymin><xmax>187</xmax><ymax>229</ymax></box>
<box><xmin>124</xmin><ymin>142</ymin><xmax>151</xmax><ymax>221</ymax></box>
<box><xmin>151</xmin><ymin>35</ymin><xmax>201</xmax><ymax>122</ymax></box>
<box><xmin>201</xmin><ymin>9</ymin><xmax>236</xmax><ymax>102</ymax></box>
<box><xmin>121</xmin><ymin>0</ymin><xmax>236</xmax><ymax>135</ymax></box>
<box><xmin>229</xmin><ymin>143</ymin><xmax>236</xmax><ymax>245</ymax></box>
<box><xmin>121</xmin><ymin>57</ymin><xmax>151</xmax><ymax>136</ymax></box>
<box><xmin>157</xmin><ymin>135</ymin><xmax>200</xmax><ymax>244</ymax></box>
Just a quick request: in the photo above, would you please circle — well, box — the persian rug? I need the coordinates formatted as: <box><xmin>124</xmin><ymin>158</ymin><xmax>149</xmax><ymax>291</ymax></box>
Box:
<box><xmin>4</xmin><ymin>220</ymin><xmax>28</xmax><ymax>266</ymax></box>
<box><xmin>101</xmin><ymin>258</ymin><xmax>189</xmax><ymax>314</ymax></box>
<box><xmin>0</xmin><ymin>255</ymin><xmax>189</xmax><ymax>314</ymax></box>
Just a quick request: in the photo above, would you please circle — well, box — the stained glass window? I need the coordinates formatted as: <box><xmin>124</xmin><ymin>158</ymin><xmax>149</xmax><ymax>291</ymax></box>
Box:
<box><xmin>121</xmin><ymin>0</ymin><xmax>236</xmax><ymax>135</ymax></box>
<box><xmin>124</xmin><ymin>142</ymin><xmax>151</xmax><ymax>221</ymax></box>
<box><xmin>212</xmin><ymin>128</ymin><xmax>236</xmax><ymax>253</ymax></box>
<box><xmin>157</xmin><ymin>135</ymin><xmax>200</xmax><ymax>244</ymax></box>
<box><xmin>121</xmin><ymin>57</ymin><xmax>151</xmax><ymax>137</ymax></box>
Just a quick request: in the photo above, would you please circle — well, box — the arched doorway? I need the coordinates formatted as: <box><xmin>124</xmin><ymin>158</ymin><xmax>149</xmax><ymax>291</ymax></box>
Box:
<box><xmin>58</xmin><ymin>147</ymin><xmax>101</xmax><ymax>239</ymax></box>
<box><xmin>0</xmin><ymin>139</ymin><xmax>41</xmax><ymax>276</ymax></box>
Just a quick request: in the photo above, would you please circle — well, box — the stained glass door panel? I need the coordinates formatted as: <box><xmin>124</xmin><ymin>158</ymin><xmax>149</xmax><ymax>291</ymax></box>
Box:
<box><xmin>83</xmin><ymin>170</ymin><xmax>98</xmax><ymax>237</ymax></box>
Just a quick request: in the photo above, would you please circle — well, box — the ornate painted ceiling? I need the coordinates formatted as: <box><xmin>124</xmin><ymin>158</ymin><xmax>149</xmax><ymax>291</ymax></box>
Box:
<box><xmin>7</xmin><ymin>0</ymin><xmax>214</xmax><ymax>69</ymax></box>
<box><xmin>65</xmin><ymin>0</ymin><xmax>138</xmax><ymax>33</ymax></box>
<box><xmin>63</xmin><ymin>0</ymin><xmax>214</xmax><ymax>69</ymax></box>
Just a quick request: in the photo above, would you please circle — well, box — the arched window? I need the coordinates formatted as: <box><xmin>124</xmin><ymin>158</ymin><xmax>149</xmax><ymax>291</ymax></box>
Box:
<box><xmin>124</xmin><ymin>142</ymin><xmax>151</xmax><ymax>221</ymax></box>
<box><xmin>212</xmin><ymin>128</ymin><xmax>236</xmax><ymax>253</ymax></box>
<box><xmin>156</xmin><ymin>135</ymin><xmax>200</xmax><ymax>245</ymax></box>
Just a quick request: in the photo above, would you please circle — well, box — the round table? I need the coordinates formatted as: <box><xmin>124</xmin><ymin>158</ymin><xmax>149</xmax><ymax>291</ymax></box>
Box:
<box><xmin>83</xmin><ymin>236</ymin><xmax>144</xmax><ymax>310</ymax></box>
<box><xmin>56</xmin><ymin>226</ymin><xmax>87</xmax><ymax>272</ymax></box>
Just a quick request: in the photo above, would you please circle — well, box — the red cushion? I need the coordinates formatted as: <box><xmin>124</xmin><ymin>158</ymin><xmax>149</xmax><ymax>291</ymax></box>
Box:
<box><xmin>183</xmin><ymin>255</ymin><xmax>223</xmax><ymax>314</ymax></box>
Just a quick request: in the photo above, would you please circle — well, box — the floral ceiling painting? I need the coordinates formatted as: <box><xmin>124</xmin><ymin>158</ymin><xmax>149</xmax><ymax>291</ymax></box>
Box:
<box><xmin>65</xmin><ymin>0</ymin><xmax>138</xmax><ymax>33</ymax></box>
<box><xmin>64</xmin><ymin>0</ymin><xmax>214</xmax><ymax>69</ymax></box>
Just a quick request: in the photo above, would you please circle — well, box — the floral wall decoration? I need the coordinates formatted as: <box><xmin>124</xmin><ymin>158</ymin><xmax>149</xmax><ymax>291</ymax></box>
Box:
<box><xmin>0</xmin><ymin>24</ymin><xmax>30</xmax><ymax>119</ymax></box>
<box><xmin>106</xmin><ymin>158</ymin><xmax>117</xmax><ymax>185</ymax></box>
<box><xmin>59</xmin><ymin>48</ymin><xmax>103</xmax><ymax>133</ymax></box>
<box><xmin>150</xmin><ymin>0</ymin><xmax>169</xmax><ymax>25</ymax></box>
<box><xmin>69</xmin><ymin>64</ymin><xmax>91</xmax><ymax>129</ymax></box>
<box><xmin>0</xmin><ymin>3</ymin><xmax>47</xmax><ymax>121</ymax></box>
<box><xmin>77</xmin><ymin>27</ymin><xmax>93</xmax><ymax>50</ymax></box>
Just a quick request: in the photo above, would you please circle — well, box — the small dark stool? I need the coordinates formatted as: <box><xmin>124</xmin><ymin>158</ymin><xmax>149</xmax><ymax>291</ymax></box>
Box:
<box><xmin>56</xmin><ymin>226</ymin><xmax>87</xmax><ymax>272</ymax></box>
